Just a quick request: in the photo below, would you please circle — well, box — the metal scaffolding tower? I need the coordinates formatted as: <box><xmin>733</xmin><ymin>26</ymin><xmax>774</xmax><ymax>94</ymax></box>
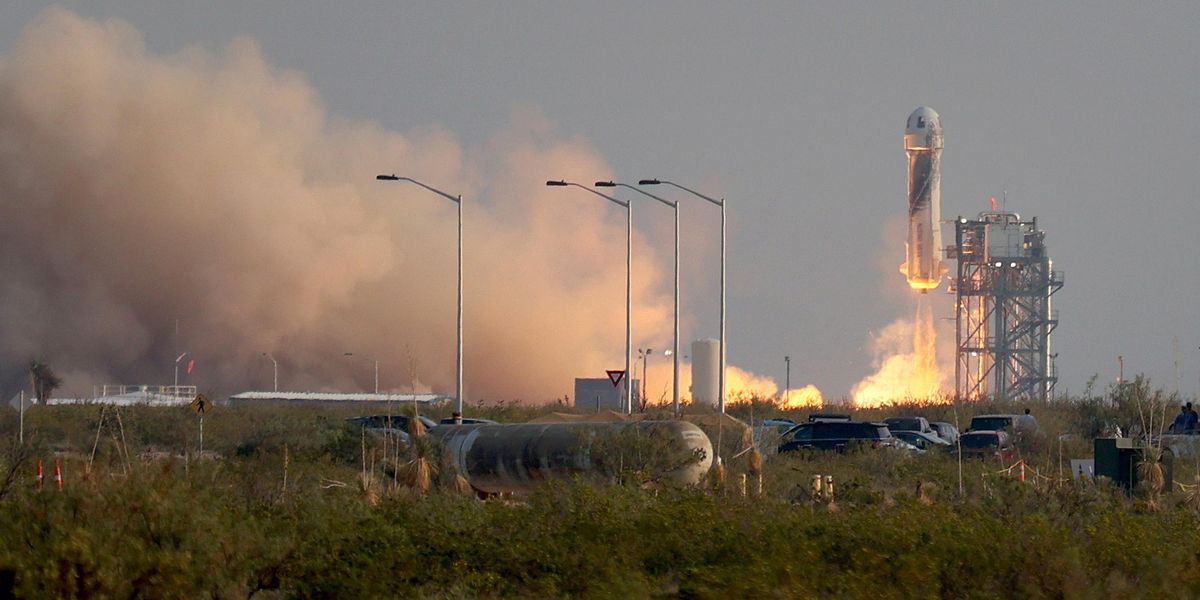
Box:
<box><xmin>950</xmin><ymin>212</ymin><xmax>1063</xmax><ymax>401</ymax></box>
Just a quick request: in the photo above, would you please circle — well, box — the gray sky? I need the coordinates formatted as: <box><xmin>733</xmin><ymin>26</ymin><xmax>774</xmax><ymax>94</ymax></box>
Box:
<box><xmin>2</xmin><ymin>2</ymin><xmax>1198</xmax><ymax>400</ymax></box>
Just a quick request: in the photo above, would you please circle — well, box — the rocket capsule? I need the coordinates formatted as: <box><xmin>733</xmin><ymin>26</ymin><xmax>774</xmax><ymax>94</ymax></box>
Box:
<box><xmin>901</xmin><ymin>106</ymin><xmax>946</xmax><ymax>292</ymax></box>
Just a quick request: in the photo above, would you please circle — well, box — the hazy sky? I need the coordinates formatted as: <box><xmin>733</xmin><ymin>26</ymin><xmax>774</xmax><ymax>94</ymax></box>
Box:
<box><xmin>1</xmin><ymin>2</ymin><xmax>1197</xmax><ymax>400</ymax></box>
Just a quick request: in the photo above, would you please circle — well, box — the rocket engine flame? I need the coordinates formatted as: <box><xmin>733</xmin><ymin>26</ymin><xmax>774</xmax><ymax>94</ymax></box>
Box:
<box><xmin>852</xmin><ymin>287</ymin><xmax>946</xmax><ymax>408</ymax></box>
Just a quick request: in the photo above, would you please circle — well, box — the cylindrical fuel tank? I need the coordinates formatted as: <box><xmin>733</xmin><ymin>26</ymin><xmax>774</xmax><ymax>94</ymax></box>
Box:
<box><xmin>691</xmin><ymin>339</ymin><xmax>720</xmax><ymax>406</ymax></box>
<box><xmin>430</xmin><ymin>421</ymin><xmax>713</xmax><ymax>494</ymax></box>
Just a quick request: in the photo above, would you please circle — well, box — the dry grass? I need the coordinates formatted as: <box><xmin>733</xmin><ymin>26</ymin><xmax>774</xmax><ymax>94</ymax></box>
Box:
<box><xmin>2</xmin><ymin>384</ymin><xmax>1200</xmax><ymax>597</ymax></box>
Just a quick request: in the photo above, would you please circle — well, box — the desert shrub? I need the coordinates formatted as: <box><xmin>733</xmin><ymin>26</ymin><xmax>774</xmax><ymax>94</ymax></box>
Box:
<box><xmin>587</xmin><ymin>423</ymin><xmax>705</xmax><ymax>487</ymax></box>
<box><xmin>3</xmin><ymin>390</ymin><xmax>1200</xmax><ymax>596</ymax></box>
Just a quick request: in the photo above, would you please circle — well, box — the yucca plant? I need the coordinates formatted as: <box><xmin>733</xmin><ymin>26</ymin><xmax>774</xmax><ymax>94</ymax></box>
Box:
<box><xmin>403</xmin><ymin>406</ymin><xmax>436</xmax><ymax>494</ymax></box>
<box><xmin>1137</xmin><ymin>446</ymin><xmax>1165</xmax><ymax>508</ymax></box>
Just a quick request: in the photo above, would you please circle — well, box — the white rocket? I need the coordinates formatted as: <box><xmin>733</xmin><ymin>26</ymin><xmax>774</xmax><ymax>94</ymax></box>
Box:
<box><xmin>901</xmin><ymin>106</ymin><xmax>946</xmax><ymax>292</ymax></box>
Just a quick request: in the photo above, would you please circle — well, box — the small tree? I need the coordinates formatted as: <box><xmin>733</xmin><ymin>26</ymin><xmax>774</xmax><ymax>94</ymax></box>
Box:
<box><xmin>28</xmin><ymin>358</ymin><xmax>62</xmax><ymax>402</ymax></box>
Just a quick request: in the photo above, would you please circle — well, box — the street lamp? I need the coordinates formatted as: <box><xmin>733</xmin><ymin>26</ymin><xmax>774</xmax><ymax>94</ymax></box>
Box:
<box><xmin>638</xmin><ymin>348</ymin><xmax>655</xmax><ymax>409</ymax></box>
<box><xmin>262</xmin><ymin>352</ymin><xmax>278</xmax><ymax>393</ymax></box>
<box><xmin>173</xmin><ymin>352</ymin><xmax>188</xmax><ymax>396</ymax></box>
<box><xmin>597</xmin><ymin>180</ymin><xmax>681</xmax><ymax>416</ymax></box>
<box><xmin>344</xmin><ymin>352</ymin><xmax>379</xmax><ymax>394</ymax></box>
<box><xmin>640</xmin><ymin>179</ymin><xmax>727</xmax><ymax>413</ymax></box>
<box><xmin>377</xmin><ymin>174</ymin><xmax>464</xmax><ymax>422</ymax></box>
<box><xmin>546</xmin><ymin>180</ymin><xmax>633</xmax><ymax>414</ymax></box>
<box><xmin>784</xmin><ymin>355</ymin><xmax>791</xmax><ymax>405</ymax></box>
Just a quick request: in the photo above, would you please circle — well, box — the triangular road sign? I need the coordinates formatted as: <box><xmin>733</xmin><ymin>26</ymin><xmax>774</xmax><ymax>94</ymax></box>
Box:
<box><xmin>605</xmin><ymin>370</ymin><xmax>626</xmax><ymax>387</ymax></box>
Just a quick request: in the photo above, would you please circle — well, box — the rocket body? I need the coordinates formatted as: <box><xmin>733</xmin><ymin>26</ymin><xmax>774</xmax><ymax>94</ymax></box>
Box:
<box><xmin>901</xmin><ymin>106</ymin><xmax>945</xmax><ymax>292</ymax></box>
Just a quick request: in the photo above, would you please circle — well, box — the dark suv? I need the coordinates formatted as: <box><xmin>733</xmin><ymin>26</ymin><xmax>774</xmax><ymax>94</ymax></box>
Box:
<box><xmin>967</xmin><ymin>414</ymin><xmax>1020</xmax><ymax>433</ymax></box>
<box><xmin>779</xmin><ymin>421</ymin><xmax>899</xmax><ymax>453</ymax></box>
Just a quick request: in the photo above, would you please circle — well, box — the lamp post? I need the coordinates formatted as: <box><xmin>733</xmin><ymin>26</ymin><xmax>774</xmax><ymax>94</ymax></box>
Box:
<box><xmin>546</xmin><ymin>180</ymin><xmax>633</xmax><ymax>414</ymax></box>
<box><xmin>640</xmin><ymin>179</ymin><xmax>727</xmax><ymax>413</ymax></box>
<box><xmin>596</xmin><ymin>181</ymin><xmax>681</xmax><ymax>416</ymax></box>
<box><xmin>638</xmin><ymin>348</ymin><xmax>654</xmax><ymax>409</ymax></box>
<box><xmin>784</xmin><ymin>355</ymin><xmax>791</xmax><ymax>405</ymax></box>
<box><xmin>344</xmin><ymin>352</ymin><xmax>379</xmax><ymax>394</ymax></box>
<box><xmin>262</xmin><ymin>352</ymin><xmax>278</xmax><ymax>393</ymax></box>
<box><xmin>376</xmin><ymin>175</ymin><xmax>464</xmax><ymax>422</ymax></box>
<box><xmin>173</xmin><ymin>352</ymin><xmax>187</xmax><ymax>396</ymax></box>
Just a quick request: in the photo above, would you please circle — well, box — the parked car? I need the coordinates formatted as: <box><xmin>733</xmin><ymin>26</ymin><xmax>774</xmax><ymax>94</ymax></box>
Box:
<box><xmin>892</xmin><ymin>430</ymin><xmax>953</xmax><ymax>451</ymax></box>
<box><xmin>807</xmin><ymin>413</ymin><xmax>852</xmax><ymax>423</ymax></box>
<box><xmin>967</xmin><ymin>414</ymin><xmax>1021</xmax><ymax>433</ymax></box>
<box><xmin>756</xmin><ymin>418</ymin><xmax>798</xmax><ymax>433</ymax></box>
<box><xmin>779</xmin><ymin>421</ymin><xmax>910</xmax><ymax>453</ymax></box>
<box><xmin>1158</xmin><ymin>433</ymin><xmax>1200</xmax><ymax>459</ymax></box>
<box><xmin>959</xmin><ymin>430</ymin><xmax>1015</xmax><ymax>461</ymax></box>
<box><xmin>883</xmin><ymin>416</ymin><xmax>935</xmax><ymax>435</ymax></box>
<box><xmin>438</xmin><ymin>417</ymin><xmax>499</xmax><ymax>426</ymax></box>
<box><xmin>753</xmin><ymin>419</ymin><xmax>799</xmax><ymax>455</ymax></box>
<box><xmin>348</xmin><ymin>414</ymin><xmax>438</xmax><ymax>444</ymax></box>
<box><xmin>930</xmin><ymin>421</ymin><xmax>960</xmax><ymax>444</ymax></box>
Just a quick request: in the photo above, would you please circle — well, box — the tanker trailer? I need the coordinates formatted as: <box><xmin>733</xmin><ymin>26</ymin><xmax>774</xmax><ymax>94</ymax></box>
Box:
<box><xmin>430</xmin><ymin>420</ymin><xmax>713</xmax><ymax>494</ymax></box>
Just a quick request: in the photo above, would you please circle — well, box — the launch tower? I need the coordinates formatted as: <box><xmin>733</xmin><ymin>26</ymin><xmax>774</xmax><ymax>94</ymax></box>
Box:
<box><xmin>949</xmin><ymin>212</ymin><xmax>1063</xmax><ymax>401</ymax></box>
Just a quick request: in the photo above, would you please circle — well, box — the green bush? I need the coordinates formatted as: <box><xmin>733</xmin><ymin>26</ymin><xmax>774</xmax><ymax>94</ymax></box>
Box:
<box><xmin>2</xmin><ymin>392</ymin><xmax>1200</xmax><ymax>597</ymax></box>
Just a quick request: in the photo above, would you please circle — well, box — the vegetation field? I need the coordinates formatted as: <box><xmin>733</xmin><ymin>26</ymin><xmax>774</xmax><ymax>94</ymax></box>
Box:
<box><xmin>1</xmin><ymin>377</ymin><xmax>1199</xmax><ymax>598</ymax></box>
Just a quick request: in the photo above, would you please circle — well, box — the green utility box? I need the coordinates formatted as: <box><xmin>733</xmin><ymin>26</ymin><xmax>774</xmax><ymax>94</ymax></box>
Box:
<box><xmin>1094</xmin><ymin>438</ymin><xmax>1173</xmax><ymax>492</ymax></box>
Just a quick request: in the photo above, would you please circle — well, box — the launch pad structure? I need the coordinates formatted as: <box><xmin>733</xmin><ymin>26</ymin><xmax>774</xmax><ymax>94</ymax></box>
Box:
<box><xmin>949</xmin><ymin>212</ymin><xmax>1063</xmax><ymax>401</ymax></box>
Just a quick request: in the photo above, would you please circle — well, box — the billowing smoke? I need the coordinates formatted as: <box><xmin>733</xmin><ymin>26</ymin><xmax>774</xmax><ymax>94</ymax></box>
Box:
<box><xmin>0</xmin><ymin>9</ymin><xmax>691</xmax><ymax>400</ymax></box>
<box><xmin>851</xmin><ymin>296</ymin><xmax>952</xmax><ymax>407</ymax></box>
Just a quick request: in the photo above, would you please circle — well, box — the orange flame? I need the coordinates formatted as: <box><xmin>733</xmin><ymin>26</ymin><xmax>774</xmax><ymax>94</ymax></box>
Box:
<box><xmin>781</xmin><ymin>384</ymin><xmax>824</xmax><ymax>409</ymax></box>
<box><xmin>640</xmin><ymin>360</ymin><xmax>821</xmax><ymax>408</ymax></box>
<box><xmin>851</xmin><ymin>296</ymin><xmax>945</xmax><ymax>408</ymax></box>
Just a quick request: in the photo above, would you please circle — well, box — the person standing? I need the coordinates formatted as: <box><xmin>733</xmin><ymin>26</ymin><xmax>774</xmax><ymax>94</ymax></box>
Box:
<box><xmin>1172</xmin><ymin>405</ymin><xmax>1190</xmax><ymax>433</ymax></box>
<box><xmin>1016</xmin><ymin>408</ymin><xmax>1038</xmax><ymax>432</ymax></box>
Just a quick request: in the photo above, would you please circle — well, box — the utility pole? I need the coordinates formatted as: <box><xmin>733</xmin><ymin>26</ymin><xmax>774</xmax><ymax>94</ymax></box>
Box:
<box><xmin>784</xmin><ymin>356</ymin><xmax>791</xmax><ymax>404</ymax></box>
<box><xmin>262</xmin><ymin>353</ymin><xmax>278</xmax><ymax>393</ymax></box>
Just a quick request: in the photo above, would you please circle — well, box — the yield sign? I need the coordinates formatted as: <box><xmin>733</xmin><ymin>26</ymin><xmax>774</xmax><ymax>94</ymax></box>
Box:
<box><xmin>605</xmin><ymin>370</ymin><xmax>626</xmax><ymax>387</ymax></box>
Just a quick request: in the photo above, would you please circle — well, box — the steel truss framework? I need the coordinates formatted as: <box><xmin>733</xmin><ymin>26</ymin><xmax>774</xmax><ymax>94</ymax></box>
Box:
<box><xmin>953</xmin><ymin>213</ymin><xmax>1063</xmax><ymax>401</ymax></box>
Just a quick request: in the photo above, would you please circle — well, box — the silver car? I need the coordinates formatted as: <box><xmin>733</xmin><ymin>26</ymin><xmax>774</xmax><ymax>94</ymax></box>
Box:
<box><xmin>892</xmin><ymin>430</ymin><xmax>953</xmax><ymax>451</ymax></box>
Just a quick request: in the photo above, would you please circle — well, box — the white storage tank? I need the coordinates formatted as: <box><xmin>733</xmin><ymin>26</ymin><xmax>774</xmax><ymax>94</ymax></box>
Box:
<box><xmin>691</xmin><ymin>339</ymin><xmax>720</xmax><ymax>406</ymax></box>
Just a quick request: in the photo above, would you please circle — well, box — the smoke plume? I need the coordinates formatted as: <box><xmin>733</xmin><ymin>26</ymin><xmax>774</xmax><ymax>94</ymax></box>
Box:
<box><xmin>0</xmin><ymin>9</ymin><xmax>694</xmax><ymax>400</ymax></box>
<box><xmin>851</xmin><ymin>295</ymin><xmax>951</xmax><ymax>407</ymax></box>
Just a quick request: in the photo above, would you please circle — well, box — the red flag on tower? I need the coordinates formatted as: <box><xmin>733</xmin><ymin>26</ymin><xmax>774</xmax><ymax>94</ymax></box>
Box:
<box><xmin>989</xmin><ymin>196</ymin><xmax>998</xmax><ymax>211</ymax></box>
<box><xmin>187</xmin><ymin>359</ymin><xmax>195</xmax><ymax>375</ymax></box>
